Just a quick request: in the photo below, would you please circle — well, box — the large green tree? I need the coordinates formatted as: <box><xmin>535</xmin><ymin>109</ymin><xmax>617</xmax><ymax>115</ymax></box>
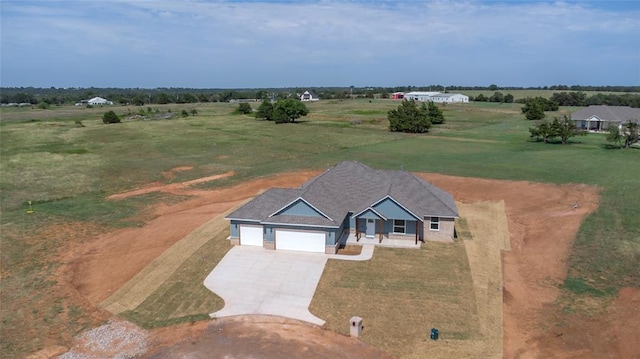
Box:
<box><xmin>521</xmin><ymin>96</ymin><xmax>559</xmax><ymax>112</ymax></box>
<box><xmin>474</xmin><ymin>94</ymin><xmax>488</xmax><ymax>102</ymax></box>
<box><xmin>388</xmin><ymin>100</ymin><xmax>431</xmax><ymax>133</ymax></box>
<box><xmin>489</xmin><ymin>92</ymin><xmax>504</xmax><ymax>103</ymax></box>
<box><xmin>608</xmin><ymin>120</ymin><xmax>640</xmax><ymax>149</ymax></box>
<box><xmin>529</xmin><ymin>120</ymin><xmax>555</xmax><ymax>143</ymax></box>
<box><xmin>255</xmin><ymin>100</ymin><xmax>274</xmax><ymax>121</ymax></box>
<box><xmin>272</xmin><ymin>98</ymin><xmax>309</xmax><ymax>123</ymax></box>
<box><xmin>524</xmin><ymin>102</ymin><xmax>545</xmax><ymax>121</ymax></box>
<box><xmin>552</xmin><ymin>115</ymin><xmax>584</xmax><ymax>144</ymax></box>
<box><xmin>236</xmin><ymin>102</ymin><xmax>252</xmax><ymax>115</ymax></box>
<box><xmin>254</xmin><ymin>99</ymin><xmax>308</xmax><ymax>123</ymax></box>
<box><xmin>504</xmin><ymin>93</ymin><xmax>514</xmax><ymax>103</ymax></box>
<box><xmin>529</xmin><ymin>116</ymin><xmax>585</xmax><ymax>144</ymax></box>
<box><xmin>426</xmin><ymin>101</ymin><xmax>445</xmax><ymax>124</ymax></box>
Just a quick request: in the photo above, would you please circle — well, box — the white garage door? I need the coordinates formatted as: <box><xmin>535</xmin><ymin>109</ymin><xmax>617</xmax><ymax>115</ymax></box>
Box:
<box><xmin>240</xmin><ymin>225</ymin><xmax>263</xmax><ymax>246</ymax></box>
<box><xmin>275</xmin><ymin>229</ymin><xmax>325</xmax><ymax>253</ymax></box>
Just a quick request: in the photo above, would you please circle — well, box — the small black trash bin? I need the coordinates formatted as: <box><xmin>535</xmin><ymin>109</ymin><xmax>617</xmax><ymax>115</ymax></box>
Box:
<box><xmin>430</xmin><ymin>328</ymin><xmax>439</xmax><ymax>340</ymax></box>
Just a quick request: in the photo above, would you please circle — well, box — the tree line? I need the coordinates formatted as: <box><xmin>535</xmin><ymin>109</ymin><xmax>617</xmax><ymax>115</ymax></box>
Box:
<box><xmin>3</xmin><ymin>86</ymin><xmax>639</xmax><ymax>106</ymax></box>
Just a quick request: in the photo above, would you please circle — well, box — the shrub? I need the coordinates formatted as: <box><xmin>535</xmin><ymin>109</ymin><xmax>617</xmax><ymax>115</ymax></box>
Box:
<box><xmin>388</xmin><ymin>100</ymin><xmax>431</xmax><ymax>133</ymax></box>
<box><xmin>237</xmin><ymin>103</ymin><xmax>252</xmax><ymax>115</ymax></box>
<box><xmin>102</xmin><ymin>110</ymin><xmax>121</xmax><ymax>124</ymax></box>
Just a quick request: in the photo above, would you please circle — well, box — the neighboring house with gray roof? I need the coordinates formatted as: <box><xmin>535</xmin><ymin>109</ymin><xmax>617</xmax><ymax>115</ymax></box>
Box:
<box><xmin>226</xmin><ymin>161</ymin><xmax>458</xmax><ymax>254</ymax></box>
<box><xmin>571</xmin><ymin>105</ymin><xmax>640</xmax><ymax>131</ymax></box>
<box><xmin>300</xmin><ymin>90</ymin><xmax>319</xmax><ymax>102</ymax></box>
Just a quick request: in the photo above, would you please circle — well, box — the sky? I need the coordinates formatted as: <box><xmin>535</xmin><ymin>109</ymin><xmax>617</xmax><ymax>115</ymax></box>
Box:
<box><xmin>1</xmin><ymin>0</ymin><xmax>639</xmax><ymax>88</ymax></box>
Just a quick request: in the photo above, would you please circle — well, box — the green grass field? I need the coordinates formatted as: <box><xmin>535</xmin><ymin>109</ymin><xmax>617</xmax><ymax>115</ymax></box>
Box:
<box><xmin>1</xmin><ymin>98</ymin><xmax>638</xmax><ymax>357</ymax></box>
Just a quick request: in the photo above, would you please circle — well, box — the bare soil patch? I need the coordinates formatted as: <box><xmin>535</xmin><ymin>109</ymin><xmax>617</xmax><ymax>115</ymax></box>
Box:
<box><xmin>48</xmin><ymin>170</ymin><xmax>633</xmax><ymax>359</ymax></box>
<box><xmin>420</xmin><ymin>174</ymin><xmax>603</xmax><ymax>358</ymax></box>
<box><xmin>336</xmin><ymin>244</ymin><xmax>363</xmax><ymax>255</ymax></box>
<box><xmin>106</xmin><ymin>170</ymin><xmax>234</xmax><ymax>200</ymax></box>
<box><xmin>144</xmin><ymin>316</ymin><xmax>393</xmax><ymax>359</ymax></box>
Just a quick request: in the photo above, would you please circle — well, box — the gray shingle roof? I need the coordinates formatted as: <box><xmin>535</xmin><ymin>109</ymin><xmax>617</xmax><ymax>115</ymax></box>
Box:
<box><xmin>226</xmin><ymin>188</ymin><xmax>301</xmax><ymax>221</ymax></box>
<box><xmin>571</xmin><ymin>106</ymin><xmax>640</xmax><ymax>123</ymax></box>
<box><xmin>226</xmin><ymin>161</ymin><xmax>459</xmax><ymax>227</ymax></box>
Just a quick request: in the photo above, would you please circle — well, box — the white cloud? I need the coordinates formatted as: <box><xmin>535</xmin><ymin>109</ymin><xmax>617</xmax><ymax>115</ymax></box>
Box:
<box><xmin>1</xmin><ymin>0</ymin><xmax>638</xmax><ymax>87</ymax></box>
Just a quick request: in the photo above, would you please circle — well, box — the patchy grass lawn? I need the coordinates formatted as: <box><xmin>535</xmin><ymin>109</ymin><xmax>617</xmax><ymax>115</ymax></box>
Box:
<box><xmin>119</xmin><ymin>229</ymin><xmax>230</xmax><ymax>329</ymax></box>
<box><xmin>310</xmin><ymin>242</ymin><xmax>477</xmax><ymax>357</ymax></box>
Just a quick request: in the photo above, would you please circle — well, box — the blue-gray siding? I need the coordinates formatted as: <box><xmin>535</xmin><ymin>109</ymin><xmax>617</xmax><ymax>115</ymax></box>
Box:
<box><xmin>359</xmin><ymin>208</ymin><xmax>384</xmax><ymax>219</ymax></box>
<box><xmin>373</xmin><ymin>198</ymin><xmax>417</xmax><ymax>220</ymax></box>
<box><xmin>264</xmin><ymin>225</ymin><xmax>275</xmax><ymax>242</ymax></box>
<box><xmin>230</xmin><ymin>220</ymin><xmax>262</xmax><ymax>238</ymax></box>
<box><xmin>278</xmin><ymin>199</ymin><xmax>324</xmax><ymax>217</ymax></box>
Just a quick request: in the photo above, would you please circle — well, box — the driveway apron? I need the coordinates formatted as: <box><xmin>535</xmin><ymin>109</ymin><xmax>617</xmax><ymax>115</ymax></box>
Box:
<box><xmin>204</xmin><ymin>246</ymin><xmax>328</xmax><ymax>325</ymax></box>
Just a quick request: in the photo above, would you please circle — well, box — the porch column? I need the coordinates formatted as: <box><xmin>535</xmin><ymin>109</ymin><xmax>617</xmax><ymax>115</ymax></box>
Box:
<box><xmin>379</xmin><ymin>219</ymin><xmax>383</xmax><ymax>243</ymax></box>
<box><xmin>415</xmin><ymin>221</ymin><xmax>419</xmax><ymax>245</ymax></box>
<box><xmin>356</xmin><ymin>218</ymin><xmax>360</xmax><ymax>241</ymax></box>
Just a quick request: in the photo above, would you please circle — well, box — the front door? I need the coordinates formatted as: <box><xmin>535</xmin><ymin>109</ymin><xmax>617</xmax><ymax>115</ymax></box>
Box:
<box><xmin>366</xmin><ymin>219</ymin><xmax>375</xmax><ymax>238</ymax></box>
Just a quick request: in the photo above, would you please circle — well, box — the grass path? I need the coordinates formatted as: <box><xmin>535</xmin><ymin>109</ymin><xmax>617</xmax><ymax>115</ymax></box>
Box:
<box><xmin>458</xmin><ymin>201</ymin><xmax>509</xmax><ymax>358</ymax></box>
<box><xmin>100</xmin><ymin>202</ymin><xmax>241</xmax><ymax>314</ymax></box>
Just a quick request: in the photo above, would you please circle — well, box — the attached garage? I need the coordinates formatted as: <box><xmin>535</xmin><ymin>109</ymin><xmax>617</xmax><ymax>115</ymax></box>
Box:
<box><xmin>239</xmin><ymin>225</ymin><xmax>263</xmax><ymax>246</ymax></box>
<box><xmin>275</xmin><ymin>229</ymin><xmax>325</xmax><ymax>253</ymax></box>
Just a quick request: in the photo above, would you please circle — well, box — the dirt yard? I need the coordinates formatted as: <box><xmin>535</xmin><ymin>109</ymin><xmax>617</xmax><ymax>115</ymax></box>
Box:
<box><xmin>145</xmin><ymin>315</ymin><xmax>394</xmax><ymax>359</ymax></box>
<box><xmin>40</xmin><ymin>169</ymin><xmax>639</xmax><ymax>358</ymax></box>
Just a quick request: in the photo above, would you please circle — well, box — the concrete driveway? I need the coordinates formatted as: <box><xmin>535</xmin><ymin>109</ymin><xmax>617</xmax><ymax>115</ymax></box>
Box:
<box><xmin>204</xmin><ymin>246</ymin><xmax>328</xmax><ymax>325</ymax></box>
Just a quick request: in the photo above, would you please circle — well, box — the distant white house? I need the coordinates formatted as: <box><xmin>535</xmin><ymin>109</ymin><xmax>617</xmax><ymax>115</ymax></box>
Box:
<box><xmin>88</xmin><ymin>97</ymin><xmax>113</xmax><ymax>105</ymax></box>
<box><xmin>403</xmin><ymin>92</ymin><xmax>468</xmax><ymax>103</ymax></box>
<box><xmin>404</xmin><ymin>92</ymin><xmax>441</xmax><ymax>101</ymax></box>
<box><xmin>429</xmin><ymin>93</ymin><xmax>469</xmax><ymax>103</ymax></box>
<box><xmin>76</xmin><ymin>97</ymin><xmax>113</xmax><ymax>106</ymax></box>
<box><xmin>300</xmin><ymin>90</ymin><xmax>319</xmax><ymax>102</ymax></box>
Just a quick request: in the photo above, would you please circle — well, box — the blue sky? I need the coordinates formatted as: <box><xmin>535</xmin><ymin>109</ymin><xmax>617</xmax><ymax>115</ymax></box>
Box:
<box><xmin>1</xmin><ymin>0</ymin><xmax>639</xmax><ymax>88</ymax></box>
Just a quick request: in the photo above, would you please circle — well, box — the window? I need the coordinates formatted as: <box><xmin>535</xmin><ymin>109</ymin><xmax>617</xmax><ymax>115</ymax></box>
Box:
<box><xmin>393</xmin><ymin>219</ymin><xmax>406</xmax><ymax>234</ymax></box>
<box><xmin>430</xmin><ymin>217</ymin><xmax>440</xmax><ymax>231</ymax></box>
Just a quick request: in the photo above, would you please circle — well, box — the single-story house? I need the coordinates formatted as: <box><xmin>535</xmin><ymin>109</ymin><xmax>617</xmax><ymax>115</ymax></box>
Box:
<box><xmin>404</xmin><ymin>92</ymin><xmax>468</xmax><ymax>103</ymax></box>
<box><xmin>429</xmin><ymin>93</ymin><xmax>469</xmax><ymax>103</ymax></box>
<box><xmin>571</xmin><ymin>105</ymin><xmax>640</xmax><ymax>131</ymax></box>
<box><xmin>76</xmin><ymin>97</ymin><xmax>113</xmax><ymax>106</ymax></box>
<box><xmin>300</xmin><ymin>90</ymin><xmax>319</xmax><ymax>102</ymax></box>
<box><xmin>404</xmin><ymin>91</ymin><xmax>441</xmax><ymax>101</ymax></box>
<box><xmin>226</xmin><ymin>161</ymin><xmax>459</xmax><ymax>254</ymax></box>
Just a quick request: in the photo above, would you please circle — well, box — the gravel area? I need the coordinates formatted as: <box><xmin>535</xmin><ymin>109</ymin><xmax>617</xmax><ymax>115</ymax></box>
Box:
<box><xmin>58</xmin><ymin>320</ymin><xmax>148</xmax><ymax>359</ymax></box>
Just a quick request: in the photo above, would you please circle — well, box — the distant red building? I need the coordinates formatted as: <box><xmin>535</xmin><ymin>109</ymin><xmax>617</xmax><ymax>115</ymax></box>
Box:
<box><xmin>392</xmin><ymin>92</ymin><xmax>404</xmax><ymax>100</ymax></box>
